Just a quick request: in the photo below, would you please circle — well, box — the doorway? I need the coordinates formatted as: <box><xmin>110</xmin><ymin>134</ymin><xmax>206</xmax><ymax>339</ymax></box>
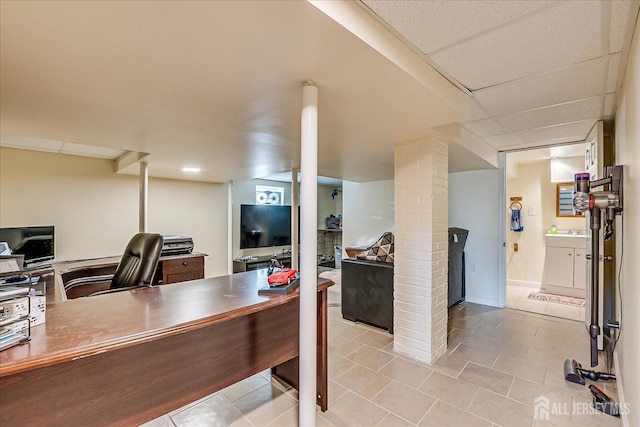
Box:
<box><xmin>503</xmin><ymin>144</ymin><xmax>587</xmax><ymax>321</ymax></box>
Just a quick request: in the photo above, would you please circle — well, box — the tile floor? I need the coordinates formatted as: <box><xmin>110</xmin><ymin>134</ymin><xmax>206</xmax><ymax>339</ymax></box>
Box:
<box><xmin>143</xmin><ymin>285</ymin><xmax>620</xmax><ymax>427</ymax></box>
<box><xmin>507</xmin><ymin>284</ymin><xmax>586</xmax><ymax>322</ymax></box>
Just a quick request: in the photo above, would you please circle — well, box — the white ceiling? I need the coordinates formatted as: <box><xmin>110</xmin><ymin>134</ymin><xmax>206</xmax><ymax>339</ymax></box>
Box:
<box><xmin>507</xmin><ymin>143</ymin><xmax>587</xmax><ymax>167</ymax></box>
<box><xmin>1</xmin><ymin>1</ymin><xmax>638</xmax><ymax>183</ymax></box>
<box><xmin>361</xmin><ymin>0</ymin><xmax>640</xmax><ymax>151</ymax></box>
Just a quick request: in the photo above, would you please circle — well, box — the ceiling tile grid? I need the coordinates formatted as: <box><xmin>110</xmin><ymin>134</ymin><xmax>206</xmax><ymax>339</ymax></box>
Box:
<box><xmin>473</xmin><ymin>57</ymin><xmax>605</xmax><ymax>117</ymax></box>
<box><xmin>429</xmin><ymin>1</ymin><xmax>603</xmax><ymax>90</ymax></box>
<box><xmin>361</xmin><ymin>0</ymin><xmax>552</xmax><ymax>55</ymax></box>
<box><xmin>604</xmin><ymin>93</ymin><xmax>616</xmax><ymax>117</ymax></box>
<box><xmin>362</xmin><ymin>0</ymin><xmax>638</xmax><ymax>153</ymax></box>
<box><xmin>484</xmin><ymin>133</ymin><xmax>523</xmax><ymax>149</ymax></box>
<box><xmin>495</xmin><ymin>96</ymin><xmax>602</xmax><ymax>133</ymax></box>
<box><xmin>463</xmin><ymin>118</ymin><xmax>507</xmax><ymax>138</ymax></box>
<box><xmin>606</xmin><ymin>52</ymin><xmax>622</xmax><ymax>93</ymax></box>
<box><xmin>514</xmin><ymin>118</ymin><xmax>599</xmax><ymax>146</ymax></box>
<box><xmin>610</xmin><ymin>1</ymin><xmax>637</xmax><ymax>53</ymax></box>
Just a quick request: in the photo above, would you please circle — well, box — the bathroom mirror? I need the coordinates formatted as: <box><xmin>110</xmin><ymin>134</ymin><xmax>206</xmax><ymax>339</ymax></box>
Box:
<box><xmin>556</xmin><ymin>183</ymin><xmax>583</xmax><ymax>217</ymax></box>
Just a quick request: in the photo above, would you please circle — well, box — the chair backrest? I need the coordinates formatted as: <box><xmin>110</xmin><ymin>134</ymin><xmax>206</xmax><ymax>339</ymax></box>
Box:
<box><xmin>110</xmin><ymin>233</ymin><xmax>163</xmax><ymax>290</ymax></box>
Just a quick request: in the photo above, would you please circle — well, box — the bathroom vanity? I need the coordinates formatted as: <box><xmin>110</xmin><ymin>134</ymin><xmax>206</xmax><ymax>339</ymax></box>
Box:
<box><xmin>542</xmin><ymin>233</ymin><xmax>587</xmax><ymax>298</ymax></box>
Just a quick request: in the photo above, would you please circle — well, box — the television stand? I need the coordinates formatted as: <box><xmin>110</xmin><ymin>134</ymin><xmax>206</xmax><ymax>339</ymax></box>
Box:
<box><xmin>233</xmin><ymin>254</ymin><xmax>292</xmax><ymax>273</ymax></box>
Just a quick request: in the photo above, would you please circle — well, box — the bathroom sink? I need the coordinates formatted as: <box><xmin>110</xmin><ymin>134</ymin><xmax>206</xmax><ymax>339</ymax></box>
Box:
<box><xmin>545</xmin><ymin>231</ymin><xmax>585</xmax><ymax>237</ymax></box>
<box><xmin>545</xmin><ymin>234</ymin><xmax>586</xmax><ymax>248</ymax></box>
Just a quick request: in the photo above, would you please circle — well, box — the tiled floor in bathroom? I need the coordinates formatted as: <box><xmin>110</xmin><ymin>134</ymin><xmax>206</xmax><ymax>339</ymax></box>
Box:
<box><xmin>143</xmin><ymin>283</ymin><xmax>619</xmax><ymax>427</ymax></box>
<box><xmin>507</xmin><ymin>284</ymin><xmax>586</xmax><ymax>322</ymax></box>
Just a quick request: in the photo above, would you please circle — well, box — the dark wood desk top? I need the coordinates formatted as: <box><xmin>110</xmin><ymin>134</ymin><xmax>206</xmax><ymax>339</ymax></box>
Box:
<box><xmin>0</xmin><ymin>270</ymin><xmax>332</xmax><ymax>377</ymax></box>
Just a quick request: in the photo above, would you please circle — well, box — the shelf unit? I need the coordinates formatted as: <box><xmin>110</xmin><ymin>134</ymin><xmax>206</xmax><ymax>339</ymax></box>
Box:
<box><xmin>0</xmin><ymin>270</ymin><xmax>34</xmax><ymax>351</ymax></box>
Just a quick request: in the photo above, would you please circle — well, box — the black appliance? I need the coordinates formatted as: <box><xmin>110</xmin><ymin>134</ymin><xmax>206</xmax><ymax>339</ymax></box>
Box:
<box><xmin>0</xmin><ymin>226</ymin><xmax>55</xmax><ymax>266</ymax></box>
<box><xmin>448</xmin><ymin>227</ymin><xmax>469</xmax><ymax>307</ymax></box>
<box><xmin>161</xmin><ymin>235</ymin><xmax>194</xmax><ymax>256</ymax></box>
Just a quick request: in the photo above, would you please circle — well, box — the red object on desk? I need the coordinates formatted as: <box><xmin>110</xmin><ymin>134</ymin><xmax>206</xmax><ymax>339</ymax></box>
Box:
<box><xmin>267</xmin><ymin>268</ymin><xmax>298</xmax><ymax>286</ymax></box>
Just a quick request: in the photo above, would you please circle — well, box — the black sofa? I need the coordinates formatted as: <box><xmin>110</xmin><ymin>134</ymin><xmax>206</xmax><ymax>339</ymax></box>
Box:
<box><xmin>341</xmin><ymin>258</ymin><xmax>394</xmax><ymax>333</ymax></box>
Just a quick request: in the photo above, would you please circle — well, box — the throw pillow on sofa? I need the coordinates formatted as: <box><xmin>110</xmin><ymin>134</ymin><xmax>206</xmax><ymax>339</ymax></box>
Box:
<box><xmin>356</xmin><ymin>232</ymin><xmax>394</xmax><ymax>264</ymax></box>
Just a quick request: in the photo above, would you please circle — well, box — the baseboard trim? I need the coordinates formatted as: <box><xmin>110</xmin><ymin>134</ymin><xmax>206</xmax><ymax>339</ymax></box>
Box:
<box><xmin>614</xmin><ymin>350</ymin><xmax>629</xmax><ymax>427</ymax></box>
<box><xmin>507</xmin><ymin>279</ymin><xmax>541</xmax><ymax>288</ymax></box>
<box><xmin>464</xmin><ymin>296</ymin><xmax>500</xmax><ymax>308</ymax></box>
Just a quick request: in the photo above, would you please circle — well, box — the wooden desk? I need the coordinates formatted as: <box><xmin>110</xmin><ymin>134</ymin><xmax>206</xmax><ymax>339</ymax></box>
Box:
<box><xmin>0</xmin><ymin>270</ymin><xmax>332</xmax><ymax>426</ymax></box>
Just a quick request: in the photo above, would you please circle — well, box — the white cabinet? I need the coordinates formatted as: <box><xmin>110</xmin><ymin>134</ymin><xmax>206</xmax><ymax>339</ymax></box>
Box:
<box><xmin>544</xmin><ymin>246</ymin><xmax>575</xmax><ymax>287</ymax></box>
<box><xmin>573</xmin><ymin>248</ymin><xmax>586</xmax><ymax>290</ymax></box>
<box><xmin>543</xmin><ymin>235</ymin><xmax>587</xmax><ymax>297</ymax></box>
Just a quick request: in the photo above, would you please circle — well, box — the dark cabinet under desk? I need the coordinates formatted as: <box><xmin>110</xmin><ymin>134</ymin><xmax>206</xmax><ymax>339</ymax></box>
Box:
<box><xmin>158</xmin><ymin>254</ymin><xmax>205</xmax><ymax>284</ymax></box>
<box><xmin>233</xmin><ymin>255</ymin><xmax>291</xmax><ymax>273</ymax></box>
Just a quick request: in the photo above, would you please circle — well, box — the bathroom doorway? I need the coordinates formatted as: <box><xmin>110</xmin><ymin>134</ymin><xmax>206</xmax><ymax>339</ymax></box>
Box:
<box><xmin>504</xmin><ymin>144</ymin><xmax>587</xmax><ymax>321</ymax></box>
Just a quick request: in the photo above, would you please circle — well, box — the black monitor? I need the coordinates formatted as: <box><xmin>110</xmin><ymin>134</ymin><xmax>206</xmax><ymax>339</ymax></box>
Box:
<box><xmin>240</xmin><ymin>205</ymin><xmax>291</xmax><ymax>249</ymax></box>
<box><xmin>0</xmin><ymin>226</ymin><xmax>55</xmax><ymax>265</ymax></box>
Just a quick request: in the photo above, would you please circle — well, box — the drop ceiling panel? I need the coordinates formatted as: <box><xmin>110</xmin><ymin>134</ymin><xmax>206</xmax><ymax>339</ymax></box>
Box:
<box><xmin>610</xmin><ymin>0</ymin><xmax>636</xmax><ymax>53</ymax></box>
<box><xmin>496</xmin><ymin>96</ymin><xmax>602</xmax><ymax>133</ymax></box>
<box><xmin>430</xmin><ymin>1</ymin><xmax>602</xmax><ymax>90</ymax></box>
<box><xmin>484</xmin><ymin>133</ymin><xmax>523</xmax><ymax>148</ymax></box>
<box><xmin>514</xmin><ymin>118</ymin><xmax>598</xmax><ymax>145</ymax></box>
<box><xmin>361</xmin><ymin>0</ymin><xmax>551</xmax><ymax>55</ymax></box>
<box><xmin>463</xmin><ymin>118</ymin><xmax>506</xmax><ymax>137</ymax></box>
<box><xmin>473</xmin><ymin>57</ymin><xmax>605</xmax><ymax>116</ymax></box>
<box><xmin>604</xmin><ymin>93</ymin><xmax>615</xmax><ymax>116</ymax></box>
<box><xmin>607</xmin><ymin>53</ymin><xmax>621</xmax><ymax>93</ymax></box>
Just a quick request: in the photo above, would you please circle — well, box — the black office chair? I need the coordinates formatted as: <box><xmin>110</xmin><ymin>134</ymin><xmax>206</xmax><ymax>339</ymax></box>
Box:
<box><xmin>87</xmin><ymin>233</ymin><xmax>163</xmax><ymax>296</ymax></box>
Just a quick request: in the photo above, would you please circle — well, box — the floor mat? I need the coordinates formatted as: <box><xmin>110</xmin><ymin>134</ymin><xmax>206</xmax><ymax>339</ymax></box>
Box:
<box><xmin>527</xmin><ymin>291</ymin><xmax>585</xmax><ymax>307</ymax></box>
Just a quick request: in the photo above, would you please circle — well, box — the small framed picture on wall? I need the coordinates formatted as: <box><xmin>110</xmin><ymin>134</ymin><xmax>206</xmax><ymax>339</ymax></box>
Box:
<box><xmin>585</xmin><ymin>148</ymin><xmax>590</xmax><ymax>170</ymax></box>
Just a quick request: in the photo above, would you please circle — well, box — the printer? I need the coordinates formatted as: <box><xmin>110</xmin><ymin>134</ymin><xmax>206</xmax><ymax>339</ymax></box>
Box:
<box><xmin>161</xmin><ymin>235</ymin><xmax>194</xmax><ymax>256</ymax></box>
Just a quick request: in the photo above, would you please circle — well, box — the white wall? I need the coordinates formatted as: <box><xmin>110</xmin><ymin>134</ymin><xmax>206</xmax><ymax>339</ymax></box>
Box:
<box><xmin>147</xmin><ymin>178</ymin><xmax>229</xmax><ymax>277</ymax></box>
<box><xmin>549</xmin><ymin>156</ymin><xmax>584</xmax><ymax>183</ymax></box>
<box><xmin>317</xmin><ymin>185</ymin><xmax>342</xmax><ymax>229</ymax></box>
<box><xmin>0</xmin><ymin>147</ymin><xmax>229</xmax><ymax>278</ymax></box>
<box><xmin>506</xmin><ymin>160</ymin><xmax>585</xmax><ymax>286</ymax></box>
<box><xmin>342</xmin><ymin>179</ymin><xmax>394</xmax><ymax>252</ymax></box>
<box><xmin>448</xmin><ymin>170</ymin><xmax>501</xmax><ymax>307</ymax></box>
<box><xmin>613</xmin><ymin>15</ymin><xmax>639</xmax><ymax>427</ymax></box>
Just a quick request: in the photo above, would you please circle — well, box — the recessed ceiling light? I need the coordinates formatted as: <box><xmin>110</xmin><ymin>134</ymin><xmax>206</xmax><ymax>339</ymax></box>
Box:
<box><xmin>182</xmin><ymin>166</ymin><xmax>201</xmax><ymax>173</ymax></box>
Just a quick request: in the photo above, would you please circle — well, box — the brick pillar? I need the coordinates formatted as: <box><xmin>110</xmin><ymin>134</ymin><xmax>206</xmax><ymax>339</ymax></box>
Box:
<box><xmin>393</xmin><ymin>136</ymin><xmax>448</xmax><ymax>364</ymax></box>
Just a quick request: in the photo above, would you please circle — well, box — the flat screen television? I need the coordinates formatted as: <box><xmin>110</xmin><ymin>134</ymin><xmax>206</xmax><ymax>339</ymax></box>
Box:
<box><xmin>0</xmin><ymin>226</ymin><xmax>55</xmax><ymax>265</ymax></box>
<box><xmin>240</xmin><ymin>205</ymin><xmax>291</xmax><ymax>249</ymax></box>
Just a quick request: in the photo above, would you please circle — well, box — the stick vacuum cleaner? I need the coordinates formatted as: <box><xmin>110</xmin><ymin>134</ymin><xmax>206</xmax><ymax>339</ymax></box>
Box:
<box><xmin>563</xmin><ymin>166</ymin><xmax>623</xmax><ymax>417</ymax></box>
<box><xmin>571</xmin><ymin>166</ymin><xmax>623</xmax><ymax>367</ymax></box>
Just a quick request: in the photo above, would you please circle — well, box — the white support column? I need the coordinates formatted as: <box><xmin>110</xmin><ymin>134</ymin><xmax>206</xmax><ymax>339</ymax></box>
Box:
<box><xmin>299</xmin><ymin>81</ymin><xmax>318</xmax><ymax>426</ymax></box>
<box><xmin>228</xmin><ymin>181</ymin><xmax>234</xmax><ymax>275</ymax></box>
<box><xmin>394</xmin><ymin>137</ymin><xmax>449</xmax><ymax>364</ymax></box>
<box><xmin>139</xmin><ymin>162</ymin><xmax>148</xmax><ymax>233</ymax></box>
<box><xmin>292</xmin><ymin>168</ymin><xmax>300</xmax><ymax>270</ymax></box>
